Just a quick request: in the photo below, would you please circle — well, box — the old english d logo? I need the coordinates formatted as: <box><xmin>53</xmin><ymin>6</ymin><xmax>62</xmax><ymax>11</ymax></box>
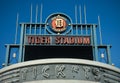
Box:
<box><xmin>55</xmin><ymin>19</ymin><xmax>64</xmax><ymax>27</ymax></box>
<box><xmin>51</xmin><ymin>15</ymin><xmax>67</xmax><ymax>32</ymax></box>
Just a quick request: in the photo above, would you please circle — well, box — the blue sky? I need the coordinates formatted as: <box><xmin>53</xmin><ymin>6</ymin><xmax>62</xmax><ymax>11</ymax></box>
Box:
<box><xmin>0</xmin><ymin>0</ymin><xmax>120</xmax><ymax>68</ymax></box>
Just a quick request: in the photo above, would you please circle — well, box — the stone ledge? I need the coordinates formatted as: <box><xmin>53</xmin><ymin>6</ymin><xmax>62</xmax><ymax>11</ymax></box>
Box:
<box><xmin>0</xmin><ymin>59</ymin><xmax>120</xmax><ymax>73</ymax></box>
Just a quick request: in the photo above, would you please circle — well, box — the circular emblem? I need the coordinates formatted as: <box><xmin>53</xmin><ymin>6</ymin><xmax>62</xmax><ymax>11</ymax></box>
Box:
<box><xmin>51</xmin><ymin>15</ymin><xmax>67</xmax><ymax>32</ymax></box>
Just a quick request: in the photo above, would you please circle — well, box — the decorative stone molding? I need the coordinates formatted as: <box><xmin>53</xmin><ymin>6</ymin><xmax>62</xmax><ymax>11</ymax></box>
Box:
<box><xmin>0</xmin><ymin>59</ymin><xmax>120</xmax><ymax>83</ymax></box>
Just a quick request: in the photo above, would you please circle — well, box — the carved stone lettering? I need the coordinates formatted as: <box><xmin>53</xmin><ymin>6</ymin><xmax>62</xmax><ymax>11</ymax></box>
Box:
<box><xmin>55</xmin><ymin>65</ymin><xmax>66</xmax><ymax>78</ymax></box>
<box><xmin>32</xmin><ymin>67</ymin><xmax>37</xmax><ymax>79</ymax></box>
<box><xmin>72</xmin><ymin>65</ymin><xmax>79</xmax><ymax>73</ymax></box>
<box><xmin>21</xmin><ymin>68</ymin><xmax>28</xmax><ymax>80</ymax></box>
<box><xmin>72</xmin><ymin>65</ymin><xmax>80</xmax><ymax>78</ymax></box>
<box><xmin>83</xmin><ymin>66</ymin><xmax>90</xmax><ymax>79</ymax></box>
<box><xmin>1</xmin><ymin>64</ymin><xmax>120</xmax><ymax>83</ymax></box>
<box><xmin>92</xmin><ymin>68</ymin><xmax>101</xmax><ymax>81</ymax></box>
<box><xmin>42</xmin><ymin>66</ymin><xmax>50</xmax><ymax>78</ymax></box>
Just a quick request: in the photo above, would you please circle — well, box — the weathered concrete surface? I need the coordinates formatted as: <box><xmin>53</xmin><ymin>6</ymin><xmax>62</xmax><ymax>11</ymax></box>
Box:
<box><xmin>0</xmin><ymin>59</ymin><xmax>120</xmax><ymax>83</ymax></box>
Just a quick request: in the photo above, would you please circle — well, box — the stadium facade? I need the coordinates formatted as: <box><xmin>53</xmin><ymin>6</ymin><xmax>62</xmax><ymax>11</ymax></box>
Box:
<box><xmin>0</xmin><ymin>5</ymin><xmax>120</xmax><ymax>83</ymax></box>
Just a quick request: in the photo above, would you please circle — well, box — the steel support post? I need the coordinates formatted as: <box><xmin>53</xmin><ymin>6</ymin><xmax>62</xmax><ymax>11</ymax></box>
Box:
<box><xmin>90</xmin><ymin>25</ymin><xmax>93</xmax><ymax>45</ymax></box>
<box><xmin>93</xmin><ymin>25</ymin><xmax>98</xmax><ymax>61</ymax></box>
<box><xmin>107</xmin><ymin>45</ymin><xmax>112</xmax><ymax>65</ymax></box>
<box><xmin>5</xmin><ymin>45</ymin><xmax>10</xmax><ymax>66</ymax></box>
<box><xmin>19</xmin><ymin>24</ymin><xmax>24</xmax><ymax>62</ymax></box>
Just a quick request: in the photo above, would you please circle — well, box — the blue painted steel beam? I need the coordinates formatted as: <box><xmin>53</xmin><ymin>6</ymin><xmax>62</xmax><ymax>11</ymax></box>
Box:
<box><xmin>30</xmin><ymin>24</ymin><xmax>32</xmax><ymax>34</ymax></box>
<box><xmin>19</xmin><ymin>24</ymin><xmax>24</xmax><ymax>62</ymax></box>
<box><xmin>86</xmin><ymin>25</ymin><xmax>88</xmax><ymax>34</ymax></box>
<box><xmin>81</xmin><ymin>24</ymin><xmax>83</xmax><ymax>35</ymax></box>
<box><xmin>22</xmin><ymin>24</ymin><xmax>26</xmax><ymax>62</ymax></box>
<box><xmin>5</xmin><ymin>45</ymin><xmax>10</xmax><ymax>66</ymax></box>
<box><xmin>93</xmin><ymin>25</ymin><xmax>98</xmax><ymax>61</ymax></box>
<box><xmin>107</xmin><ymin>45</ymin><xmax>112</xmax><ymax>65</ymax></box>
<box><xmin>90</xmin><ymin>25</ymin><xmax>93</xmax><ymax>45</ymax></box>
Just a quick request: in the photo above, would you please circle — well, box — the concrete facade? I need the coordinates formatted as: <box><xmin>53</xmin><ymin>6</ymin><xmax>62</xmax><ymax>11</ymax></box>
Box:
<box><xmin>24</xmin><ymin>80</ymin><xmax>100</xmax><ymax>83</ymax></box>
<box><xmin>0</xmin><ymin>59</ymin><xmax>120</xmax><ymax>83</ymax></box>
